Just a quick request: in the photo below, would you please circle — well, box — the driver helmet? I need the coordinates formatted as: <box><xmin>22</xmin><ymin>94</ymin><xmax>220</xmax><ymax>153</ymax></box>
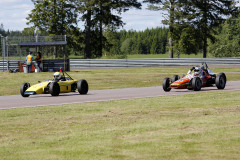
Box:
<box><xmin>53</xmin><ymin>72</ymin><xmax>61</xmax><ymax>80</ymax></box>
<box><xmin>194</xmin><ymin>67</ymin><xmax>200</xmax><ymax>76</ymax></box>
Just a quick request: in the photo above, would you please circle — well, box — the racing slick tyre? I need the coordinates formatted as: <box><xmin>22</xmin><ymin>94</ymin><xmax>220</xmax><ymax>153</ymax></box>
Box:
<box><xmin>172</xmin><ymin>75</ymin><xmax>180</xmax><ymax>83</ymax></box>
<box><xmin>216</xmin><ymin>73</ymin><xmax>226</xmax><ymax>89</ymax></box>
<box><xmin>163</xmin><ymin>78</ymin><xmax>171</xmax><ymax>92</ymax></box>
<box><xmin>192</xmin><ymin>77</ymin><xmax>202</xmax><ymax>91</ymax></box>
<box><xmin>49</xmin><ymin>82</ymin><xmax>60</xmax><ymax>96</ymax></box>
<box><xmin>20</xmin><ymin>83</ymin><xmax>30</xmax><ymax>97</ymax></box>
<box><xmin>77</xmin><ymin>79</ymin><xmax>88</xmax><ymax>94</ymax></box>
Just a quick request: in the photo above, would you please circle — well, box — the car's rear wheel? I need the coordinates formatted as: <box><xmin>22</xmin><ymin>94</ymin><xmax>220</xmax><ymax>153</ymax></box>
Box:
<box><xmin>216</xmin><ymin>73</ymin><xmax>226</xmax><ymax>89</ymax></box>
<box><xmin>172</xmin><ymin>75</ymin><xmax>180</xmax><ymax>83</ymax></box>
<box><xmin>49</xmin><ymin>82</ymin><xmax>60</xmax><ymax>96</ymax></box>
<box><xmin>192</xmin><ymin>77</ymin><xmax>202</xmax><ymax>91</ymax></box>
<box><xmin>163</xmin><ymin>78</ymin><xmax>171</xmax><ymax>92</ymax></box>
<box><xmin>77</xmin><ymin>79</ymin><xmax>88</xmax><ymax>94</ymax></box>
<box><xmin>20</xmin><ymin>83</ymin><xmax>30</xmax><ymax>97</ymax></box>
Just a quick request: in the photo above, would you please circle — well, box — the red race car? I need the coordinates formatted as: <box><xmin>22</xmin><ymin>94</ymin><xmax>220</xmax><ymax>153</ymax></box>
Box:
<box><xmin>163</xmin><ymin>63</ymin><xmax>227</xmax><ymax>92</ymax></box>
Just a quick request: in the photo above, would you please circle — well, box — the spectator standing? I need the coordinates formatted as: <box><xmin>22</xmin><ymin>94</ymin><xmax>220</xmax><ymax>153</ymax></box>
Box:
<box><xmin>26</xmin><ymin>52</ymin><xmax>34</xmax><ymax>73</ymax></box>
<box><xmin>36</xmin><ymin>52</ymin><xmax>42</xmax><ymax>72</ymax></box>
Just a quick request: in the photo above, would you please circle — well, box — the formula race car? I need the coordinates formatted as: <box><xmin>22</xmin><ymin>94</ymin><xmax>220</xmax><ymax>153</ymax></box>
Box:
<box><xmin>20</xmin><ymin>71</ymin><xmax>88</xmax><ymax>97</ymax></box>
<box><xmin>163</xmin><ymin>63</ymin><xmax>226</xmax><ymax>92</ymax></box>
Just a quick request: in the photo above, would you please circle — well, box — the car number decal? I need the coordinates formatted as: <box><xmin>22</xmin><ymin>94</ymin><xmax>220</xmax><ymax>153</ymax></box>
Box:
<box><xmin>176</xmin><ymin>80</ymin><xmax>183</xmax><ymax>82</ymax></box>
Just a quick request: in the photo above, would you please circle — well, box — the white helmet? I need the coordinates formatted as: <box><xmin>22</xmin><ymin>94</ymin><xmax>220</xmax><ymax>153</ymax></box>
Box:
<box><xmin>194</xmin><ymin>67</ymin><xmax>200</xmax><ymax>76</ymax></box>
<box><xmin>53</xmin><ymin>72</ymin><xmax>61</xmax><ymax>80</ymax></box>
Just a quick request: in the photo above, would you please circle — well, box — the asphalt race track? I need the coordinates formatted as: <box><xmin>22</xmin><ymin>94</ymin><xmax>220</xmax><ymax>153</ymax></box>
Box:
<box><xmin>1</xmin><ymin>81</ymin><xmax>240</xmax><ymax>110</ymax></box>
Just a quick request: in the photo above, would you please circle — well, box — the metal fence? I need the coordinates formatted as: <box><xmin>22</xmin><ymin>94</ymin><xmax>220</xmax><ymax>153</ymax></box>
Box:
<box><xmin>7</xmin><ymin>35</ymin><xmax>67</xmax><ymax>59</ymax></box>
<box><xmin>0</xmin><ymin>59</ymin><xmax>69</xmax><ymax>72</ymax></box>
<box><xmin>0</xmin><ymin>35</ymin><xmax>67</xmax><ymax>71</ymax></box>
<box><xmin>1</xmin><ymin>58</ymin><xmax>240</xmax><ymax>71</ymax></box>
<box><xmin>4</xmin><ymin>35</ymin><xmax>63</xmax><ymax>55</ymax></box>
<box><xmin>0</xmin><ymin>60</ymin><xmax>21</xmax><ymax>71</ymax></box>
<box><xmin>70</xmin><ymin>58</ymin><xmax>240</xmax><ymax>69</ymax></box>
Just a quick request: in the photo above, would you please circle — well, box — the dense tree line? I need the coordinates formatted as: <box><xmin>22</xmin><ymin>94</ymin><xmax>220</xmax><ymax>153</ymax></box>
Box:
<box><xmin>103</xmin><ymin>27</ymin><xmax>168</xmax><ymax>57</ymax></box>
<box><xmin>1</xmin><ymin>1</ymin><xmax>239</xmax><ymax>59</ymax></box>
<box><xmin>208</xmin><ymin>12</ymin><xmax>240</xmax><ymax>57</ymax></box>
<box><xmin>26</xmin><ymin>0</ymin><xmax>237</xmax><ymax>58</ymax></box>
<box><xmin>26</xmin><ymin>0</ymin><xmax>141</xmax><ymax>58</ymax></box>
<box><xmin>143</xmin><ymin>0</ymin><xmax>237</xmax><ymax>58</ymax></box>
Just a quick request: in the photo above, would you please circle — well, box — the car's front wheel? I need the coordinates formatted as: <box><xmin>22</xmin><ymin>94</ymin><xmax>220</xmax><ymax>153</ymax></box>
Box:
<box><xmin>192</xmin><ymin>77</ymin><xmax>202</xmax><ymax>91</ymax></box>
<box><xmin>216</xmin><ymin>73</ymin><xmax>226</xmax><ymax>89</ymax></box>
<box><xmin>163</xmin><ymin>78</ymin><xmax>171</xmax><ymax>92</ymax></box>
<box><xmin>49</xmin><ymin>82</ymin><xmax>60</xmax><ymax>96</ymax></box>
<box><xmin>77</xmin><ymin>79</ymin><xmax>88</xmax><ymax>94</ymax></box>
<box><xmin>20</xmin><ymin>83</ymin><xmax>30</xmax><ymax>97</ymax></box>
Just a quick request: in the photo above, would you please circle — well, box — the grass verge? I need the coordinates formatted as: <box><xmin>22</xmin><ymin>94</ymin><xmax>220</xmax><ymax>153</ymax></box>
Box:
<box><xmin>1</xmin><ymin>67</ymin><xmax>240</xmax><ymax>96</ymax></box>
<box><xmin>126</xmin><ymin>53</ymin><xmax>205</xmax><ymax>59</ymax></box>
<box><xmin>0</xmin><ymin>91</ymin><xmax>240</xmax><ymax>159</ymax></box>
<box><xmin>69</xmin><ymin>53</ymin><xmax>206</xmax><ymax>59</ymax></box>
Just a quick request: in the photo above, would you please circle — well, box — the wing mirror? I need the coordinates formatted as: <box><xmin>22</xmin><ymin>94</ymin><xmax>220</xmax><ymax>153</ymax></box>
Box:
<box><xmin>38</xmin><ymin>81</ymin><xmax>41</xmax><ymax>83</ymax></box>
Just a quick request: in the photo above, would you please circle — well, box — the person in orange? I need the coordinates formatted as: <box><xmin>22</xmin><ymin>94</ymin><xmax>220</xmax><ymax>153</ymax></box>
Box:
<box><xmin>25</xmin><ymin>52</ymin><xmax>34</xmax><ymax>73</ymax></box>
<box><xmin>36</xmin><ymin>52</ymin><xmax>42</xmax><ymax>72</ymax></box>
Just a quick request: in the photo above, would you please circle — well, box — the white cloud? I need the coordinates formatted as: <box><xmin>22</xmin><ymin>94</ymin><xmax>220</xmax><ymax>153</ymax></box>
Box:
<box><xmin>0</xmin><ymin>0</ymin><xmax>167</xmax><ymax>31</ymax></box>
<box><xmin>0</xmin><ymin>0</ymin><xmax>33</xmax><ymax>31</ymax></box>
<box><xmin>0</xmin><ymin>0</ymin><xmax>20</xmax><ymax>5</ymax></box>
<box><xmin>120</xmin><ymin>3</ymin><xmax>166</xmax><ymax>30</ymax></box>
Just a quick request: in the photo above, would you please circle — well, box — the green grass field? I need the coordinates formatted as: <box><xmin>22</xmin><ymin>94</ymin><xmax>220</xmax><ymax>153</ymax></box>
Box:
<box><xmin>1</xmin><ymin>53</ymin><xmax>205</xmax><ymax>60</ymax></box>
<box><xmin>0</xmin><ymin>91</ymin><xmax>240</xmax><ymax>159</ymax></box>
<box><xmin>126</xmin><ymin>53</ymin><xmax>205</xmax><ymax>59</ymax></box>
<box><xmin>68</xmin><ymin>53</ymin><xmax>206</xmax><ymax>59</ymax></box>
<box><xmin>1</xmin><ymin>67</ymin><xmax>240</xmax><ymax>159</ymax></box>
<box><xmin>0</xmin><ymin>67</ymin><xmax>240</xmax><ymax>96</ymax></box>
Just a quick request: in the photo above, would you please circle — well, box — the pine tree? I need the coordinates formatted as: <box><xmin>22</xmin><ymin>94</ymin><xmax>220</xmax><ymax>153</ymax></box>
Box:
<box><xmin>27</xmin><ymin>0</ymin><xmax>77</xmax><ymax>35</ymax></box>
<box><xmin>208</xmin><ymin>12</ymin><xmax>240</xmax><ymax>57</ymax></box>
<box><xmin>180</xmin><ymin>0</ymin><xmax>237</xmax><ymax>58</ymax></box>
<box><xmin>143</xmin><ymin>0</ymin><xmax>180</xmax><ymax>58</ymax></box>
<box><xmin>151</xmin><ymin>34</ymin><xmax>158</xmax><ymax>54</ymax></box>
<box><xmin>27</xmin><ymin>0</ymin><xmax>78</xmax><ymax>58</ymax></box>
<box><xmin>76</xmin><ymin>0</ymin><xmax>141</xmax><ymax>58</ymax></box>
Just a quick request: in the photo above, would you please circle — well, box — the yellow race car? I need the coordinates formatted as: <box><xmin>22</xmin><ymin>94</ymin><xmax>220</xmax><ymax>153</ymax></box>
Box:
<box><xmin>20</xmin><ymin>71</ymin><xmax>88</xmax><ymax>97</ymax></box>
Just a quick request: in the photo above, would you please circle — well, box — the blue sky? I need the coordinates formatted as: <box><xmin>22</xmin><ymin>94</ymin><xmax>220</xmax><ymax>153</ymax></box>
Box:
<box><xmin>0</xmin><ymin>0</ymin><xmax>166</xmax><ymax>32</ymax></box>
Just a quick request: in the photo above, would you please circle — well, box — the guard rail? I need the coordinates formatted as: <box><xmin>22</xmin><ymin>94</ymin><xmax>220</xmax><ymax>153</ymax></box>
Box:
<box><xmin>70</xmin><ymin>58</ymin><xmax>240</xmax><ymax>69</ymax></box>
<box><xmin>1</xmin><ymin>58</ymin><xmax>240</xmax><ymax>71</ymax></box>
